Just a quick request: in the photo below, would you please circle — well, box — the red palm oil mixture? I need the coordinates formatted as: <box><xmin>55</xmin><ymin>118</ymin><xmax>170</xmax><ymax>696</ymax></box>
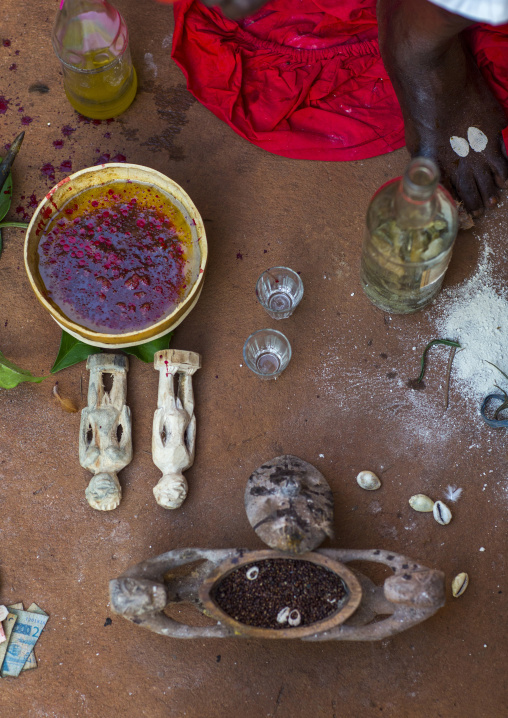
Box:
<box><xmin>37</xmin><ymin>181</ymin><xmax>194</xmax><ymax>333</ymax></box>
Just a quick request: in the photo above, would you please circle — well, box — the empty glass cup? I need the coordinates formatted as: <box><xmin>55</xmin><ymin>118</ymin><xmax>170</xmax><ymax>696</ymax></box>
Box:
<box><xmin>256</xmin><ymin>267</ymin><xmax>304</xmax><ymax>319</ymax></box>
<box><xmin>243</xmin><ymin>329</ymin><xmax>292</xmax><ymax>379</ymax></box>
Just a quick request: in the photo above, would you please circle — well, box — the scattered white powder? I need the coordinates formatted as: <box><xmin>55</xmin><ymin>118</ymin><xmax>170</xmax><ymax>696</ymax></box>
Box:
<box><xmin>435</xmin><ymin>236</ymin><xmax>508</xmax><ymax>401</ymax></box>
<box><xmin>144</xmin><ymin>52</ymin><xmax>158</xmax><ymax>77</ymax></box>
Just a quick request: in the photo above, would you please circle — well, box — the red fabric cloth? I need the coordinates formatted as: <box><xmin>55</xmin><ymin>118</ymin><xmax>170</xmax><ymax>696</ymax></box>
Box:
<box><xmin>171</xmin><ymin>0</ymin><xmax>508</xmax><ymax>161</ymax></box>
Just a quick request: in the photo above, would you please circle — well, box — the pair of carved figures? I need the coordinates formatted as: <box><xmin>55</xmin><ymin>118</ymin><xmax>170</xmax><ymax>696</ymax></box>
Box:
<box><xmin>78</xmin><ymin>350</ymin><xmax>200</xmax><ymax>512</ymax></box>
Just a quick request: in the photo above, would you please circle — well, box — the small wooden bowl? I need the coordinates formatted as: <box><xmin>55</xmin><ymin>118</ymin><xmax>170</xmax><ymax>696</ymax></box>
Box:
<box><xmin>24</xmin><ymin>164</ymin><xmax>207</xmax><ymax>348</ymax></box>
<box><xmin>199</xmin><ymin>550</ymin><xmax>362</xmax><ymax>640</ymax></box>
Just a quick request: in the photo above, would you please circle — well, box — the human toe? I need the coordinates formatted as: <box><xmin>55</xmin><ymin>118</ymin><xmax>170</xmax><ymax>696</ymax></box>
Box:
<box><xmin>454</xmin><ymin>170</ymin><xmax>484</xmax><ymax>216</ymax></box>
<box><xmin>475</xmin><ymin>167</ymin><xmax>500</xmax><ymax>208</ymax></box>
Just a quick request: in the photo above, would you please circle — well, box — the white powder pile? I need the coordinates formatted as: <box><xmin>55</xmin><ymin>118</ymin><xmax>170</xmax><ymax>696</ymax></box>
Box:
<box><xmin>435</xmin><ymin>235</ymin><xmax>508</xmax><ymax>401</ymax></box>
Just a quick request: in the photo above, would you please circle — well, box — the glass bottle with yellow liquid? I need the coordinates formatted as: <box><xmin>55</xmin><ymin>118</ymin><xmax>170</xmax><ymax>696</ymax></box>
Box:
<box><xmin>360</xmin><ymin>157</ymin><xmax>458</xmax><ymax>314</ymax></box>
<box><xmin>52</xmin><ymin>0</ymin><xmax>137</xmax><ymax>119</ymax></box>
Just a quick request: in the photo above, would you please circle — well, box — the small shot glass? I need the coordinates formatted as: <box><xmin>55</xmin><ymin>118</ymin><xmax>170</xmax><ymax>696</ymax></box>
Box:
<box><xmin>243</xmin><ymin>329</ymin><xmax>292</xmax><ymax>379</ymax></box>
<box><xmin>255</xmin><ymin>267</ymin><xmax>304</xmax><ymax>320</ymax></box>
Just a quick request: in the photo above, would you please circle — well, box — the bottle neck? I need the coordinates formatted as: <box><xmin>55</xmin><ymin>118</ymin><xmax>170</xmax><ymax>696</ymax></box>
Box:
<box><xmin>395</xmin><ymin>157</ymin><xmax>439</xmax><ymax>229</ymax></box>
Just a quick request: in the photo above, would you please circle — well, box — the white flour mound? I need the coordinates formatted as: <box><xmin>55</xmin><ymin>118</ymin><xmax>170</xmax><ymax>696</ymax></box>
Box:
<box><xmin>435</xmin><ymin>237</ymin><xmax>508</xmax><ymax>401</ymax></box>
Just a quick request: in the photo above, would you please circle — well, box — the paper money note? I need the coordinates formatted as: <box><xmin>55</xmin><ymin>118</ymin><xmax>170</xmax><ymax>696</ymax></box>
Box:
<box><xmin>22</xmin><ymin>604</ymin><xmax>48</xmax><ymax>671</ymax></box>
<box><xmin>0</xmin><ymin>606</ymin><xmax>49</xmax><ymax>677</ymax></box>
<box><xmin>6</xmin><ymin>602</ymin><xmax>36</xmax><ymax>671</ymax></box>
<box><xmin>0</xmin><ymin>612</ymin><xmax>18</xmax><ymax>671</ymax></box>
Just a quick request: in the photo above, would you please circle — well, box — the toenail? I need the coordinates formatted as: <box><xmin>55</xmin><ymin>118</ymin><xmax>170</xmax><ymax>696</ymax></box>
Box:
<box><xmin>488</xmin><ymin>196</ymin><xmax>498</xmax><ymax>207</ymax></box>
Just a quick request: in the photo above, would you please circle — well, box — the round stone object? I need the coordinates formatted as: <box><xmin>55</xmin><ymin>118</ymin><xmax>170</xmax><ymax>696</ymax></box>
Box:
<box><xmin>245</xmin><ymin>454</ymin><xmax>334</xmax><ymax>554</ymax></box>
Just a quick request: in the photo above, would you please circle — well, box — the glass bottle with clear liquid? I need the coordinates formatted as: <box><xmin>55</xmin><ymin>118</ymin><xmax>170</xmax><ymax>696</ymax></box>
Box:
<box><xmin>52</xmin><ymin>0</ymin><xmax>137</xmax><ymax>119</ymax></box>
<box><xmin>360</xmin><ymin>157</ymin><xmax>458</xmax><ymax>314</ymax></box>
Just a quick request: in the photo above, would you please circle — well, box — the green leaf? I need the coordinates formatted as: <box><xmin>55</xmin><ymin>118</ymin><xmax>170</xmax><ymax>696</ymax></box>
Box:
<box><xmin>485</xmin><ymin>360</ymin><xmax>508</xmax><ymax>384</ymax></box>
<box><xmin>51</xmin><ymin>331</ymin><xmax>102</xmax><ymax>373</ymax></box>
<box><xmin>0</xmin><ymin>221</ymin><xmax>28</xmax><ymax>229</ymax></box>
<box><xmin>0</xmin><ymin>350</ymin><xmax>44</xmax><ymax>389</ymax></box>
<box><xmin>0</xmin><ymin>161</ymin><xmax>13</xmax><ymax>223</ymax></box>
<box><xmin>51</xmin><ymin>330</ymin><xmax>174</xmax><ymax>372</ymax></box>
<box><xmin>122</xmin><ymin>332</ymin><xmax>174</xmax><ymax>363</ymax></box>
<box><xmin>417</xmin><ymin>339</ymin><xmax>461</xmax><ymax>383</ymax></box>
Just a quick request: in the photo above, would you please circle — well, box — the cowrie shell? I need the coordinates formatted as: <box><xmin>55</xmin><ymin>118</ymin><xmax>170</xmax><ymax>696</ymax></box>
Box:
<box><xmin>356</xmin><ymin>471</ymin><xmax>381</xmax><ymax>490</ymax></box>
<box><xmin>288</xmin><ymin>609</ymin><xmax>301</xmax><ymax>627</ymax></box>
<box><xmin>409</xmin><ymin>494</ymin><xmax>434</xmax><ymax>512</ymax></box>
<box><xmin>452</xmin><ymin>572</ymin><xmax>469</xmax><ymax>597</ymax></box>
<box><xmin>450</xmin><ymin>136</ymin><xmax>469</xmax><ymax>157</ymax></box>
<box><xmin>246</xmin><ymin>566</ymin><xmax>259</xmax><ymax>581</ymax></box>
<box><xmin>277</xmin><ymin>607</ymin><xmax>290</xmax><ymax>624</ymax></box>
<box><xmin>433</xmin><ymin>500</ymin><xmax>452</xmax><ymax>525</ymax></box>
<box><xmin>467</xmin><ymin>127</ymin><xmax>488</xmax><ymax>152</ymax></box>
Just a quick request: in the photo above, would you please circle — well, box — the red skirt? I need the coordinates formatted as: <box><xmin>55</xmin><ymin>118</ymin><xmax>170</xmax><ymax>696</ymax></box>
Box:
<box><xmin>172</xmin><ymin>0</ymin><xmax>508</xmax><ymax>161</ymax></box>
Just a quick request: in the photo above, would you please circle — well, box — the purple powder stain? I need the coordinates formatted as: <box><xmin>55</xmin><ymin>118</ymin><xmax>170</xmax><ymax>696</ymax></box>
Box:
<box><xmin>29</xmin><ymin>193</ymin><xmax>38</xmax><ymax>207</ymax></box>
<box><xmin>53</xmin><ymin>139</ymin><xmax>64</xmax><ymax>149</ymax></box>
<box><xmin>4</xmin><ymin>143</ymin><xmax>11</xmax><ymax>151</ymax></box>
<box><xmin>111</xmin><ymin>153</ymin><xmax>126</xmax><ymax>162</ymax></box>
<box><xmin>236</xmin><ymin>252</ymin><xmax>243</xmax><ymax>260</ymax></box>
<box><xmin>21</xmin><ymin>116</ymin><xmax>33</xmax><ymax>125</ymax></box>
<box><xmin>41</xmin><ymin>163</ymin><xmax>56</xmax><ymax>182</ymax></box>
<box><xmin>16</xmin><ymin>205</ymin><xmax>29</xmax><ymax>221</ymax></box>
<box><xmin>14</xmin><ymin>50</ymin><xmax>19</xmax><ymax>56</ymax></box>
<box><xmin>2</xmin><ymin>39</ymin><xmax>11</xmax><ymax>47</ymax></box>
<box><xmin>59</xmin><ymin>159</ymin><xmax>72</xmax><ymax>173</ymax></box>
<box><xmin>0</xmin><ymin>96</ymin><xmax>10</xmax><ymax>114</ymax></box>
<box><xmin>61</xmin><ymin>125</ymin><xmax>76</xmax><ymax>137</ymax></box>
<box><xmin>9</xmin><ymin>63</ymin><xmax>16</xmax><ymax>71</ymax></box>
<box><xmin>95</xmin><ymin>153</ymin><xmax>111</xmax><ymax>165</ymax></box>
<box><xmin>104</xmin><ymin>132</ymin><xmax>111</xmax><ymax>139</ymax></box>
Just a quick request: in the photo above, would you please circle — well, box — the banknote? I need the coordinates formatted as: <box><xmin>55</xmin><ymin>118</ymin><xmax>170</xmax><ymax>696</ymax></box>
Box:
<box><xmin>0</xmin><ymin>606</ymin><xmax>49</xmax><ymax>677</ymax></box>
<box><xmin>22</xmin><ymin>603</ymin><xmax>48</xmax><ymax>671</ymax></box>
<box><xmin>6</xmin><ymin>602</ymin><xmax>36</xmax><ymax>671</ymax></box>
<box><xmin>0</xmin><ymin>612</ymin><xmax>18</xmax><ymax>670</ymax></box>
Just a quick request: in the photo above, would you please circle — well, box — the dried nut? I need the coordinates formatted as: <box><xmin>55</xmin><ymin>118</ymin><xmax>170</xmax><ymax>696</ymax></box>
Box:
<box><xmin>452</xmin><ymin>572</ymin><xmax>469</xmax><ymax>597</ymax></box>
<box><xmin>288</xmin><ymin>609</ymin><xmax>301</xmax><ymax>627</ymax></box>
<box><xmin>433</xmin><ymin>500</ymin><xmax>452</xmax><ymax>525</ymax></box>
<box><xmin>409</xmin><ymin>494</ymin><xmax>435</xmax><ymax>512</ymax></box>
<box><xmin>246</xmin><ymin>566</ymin><xmax>259</xmax><ymax>581</ymax></box>
<box><xmin>356</xmin><ymin>471</ymin><xmax>381</xmax><ymax>491</ymax></box>
<box><xmin>0</xmin><ymin>605</ymin><xmax>8</xmax><ymax>622</ymax></box>
<box><xmin>276</xmin><ymin>607</ymin><xmax>290</xmax><ymax>624</ymax></box>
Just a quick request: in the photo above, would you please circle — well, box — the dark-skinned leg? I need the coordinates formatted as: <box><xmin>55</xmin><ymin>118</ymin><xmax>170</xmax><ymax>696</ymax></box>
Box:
<box><xmin>377</xmin><ymin>0</ymin><xmax>508</xmax><ymax>216</ymax></box>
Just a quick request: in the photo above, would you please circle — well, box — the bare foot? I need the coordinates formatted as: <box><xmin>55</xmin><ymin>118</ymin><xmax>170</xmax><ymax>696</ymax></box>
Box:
<box><xmin>378</xmin><ymin>0</ymin><xmax>508</xmax><ymax>216</ymax></box>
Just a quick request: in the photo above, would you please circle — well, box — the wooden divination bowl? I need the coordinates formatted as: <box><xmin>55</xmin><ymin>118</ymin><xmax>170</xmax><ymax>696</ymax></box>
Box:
<box><xmin>109</xmin><ymin>456</ymin><xmax>445</xmax><ymax>641</ymax></box>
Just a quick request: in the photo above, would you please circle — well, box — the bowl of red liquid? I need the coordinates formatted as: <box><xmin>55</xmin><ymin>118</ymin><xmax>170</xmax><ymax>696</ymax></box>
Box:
<box><xmin>24</xmin><ymin>164</ymin><xmax>207</xmax><ymax>347</ymax></box>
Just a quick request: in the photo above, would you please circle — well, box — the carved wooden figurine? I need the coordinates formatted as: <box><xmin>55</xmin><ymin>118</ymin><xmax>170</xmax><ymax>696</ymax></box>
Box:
<box><xmin>110</xmin><ymin>456</ymin><xmax>445</xmax><ymax>641</ymax></box>
<box><xmin>79</xmin><ymin>354</ymin><xmax>132</xmax><ymax>511</ymax></box>
<box><xmin>152</xmin><ymin>349</ymin><xmax>201</xmax><ymax>509</ymax></box>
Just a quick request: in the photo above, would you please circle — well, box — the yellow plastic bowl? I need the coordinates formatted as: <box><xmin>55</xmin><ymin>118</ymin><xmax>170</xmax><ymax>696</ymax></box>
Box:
<box><xmin>24</xmin><ymin>164</ymin><xmax>207</xmax><ymax>348</ymax></box>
